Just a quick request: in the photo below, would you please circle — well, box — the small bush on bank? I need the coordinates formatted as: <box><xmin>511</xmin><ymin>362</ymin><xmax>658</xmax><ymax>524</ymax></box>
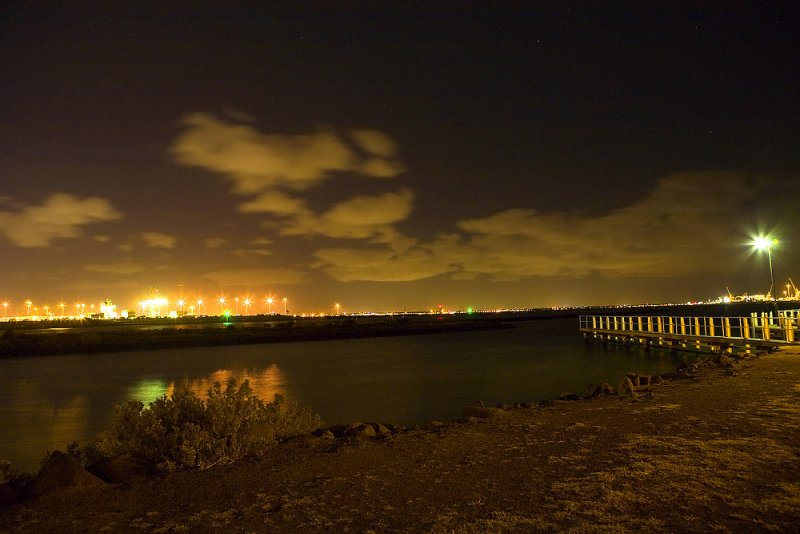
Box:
<box><xmin>85</xmin><ymin>378</ymin><xmax>321</xmax><ymax>472</ymax></box>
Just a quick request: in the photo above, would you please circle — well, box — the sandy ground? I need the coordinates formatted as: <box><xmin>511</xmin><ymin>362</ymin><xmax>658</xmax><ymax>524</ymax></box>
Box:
<box><xmin>2</xmin><ymin>348</ymin><xmax>800</xmax><ymax>533</ymax></box>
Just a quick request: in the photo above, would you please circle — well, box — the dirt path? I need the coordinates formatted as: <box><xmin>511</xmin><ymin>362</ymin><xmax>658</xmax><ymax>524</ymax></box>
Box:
<box><xmin>3</xmin><ymin>349</ymin><xmax>800</xmax><ymax>532</ymax></box>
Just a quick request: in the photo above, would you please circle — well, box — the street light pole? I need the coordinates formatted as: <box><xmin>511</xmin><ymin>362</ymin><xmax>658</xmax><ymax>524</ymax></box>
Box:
<box><xmin>766</xmin><ymin>244</ymin><xmax>779</xmax><ymax>318</ymax></box>
<box><xmin>753</xmin><ymin>236</ymin><xmax>780</xmax><ymax>318</ymax></box>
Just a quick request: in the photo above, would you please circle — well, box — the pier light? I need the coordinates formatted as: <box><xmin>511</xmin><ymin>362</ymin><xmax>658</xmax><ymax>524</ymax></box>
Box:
<box><xmin>752</xmin><ymin>235</ymin><xmax>779</xmax><ymax>316</ymax></box>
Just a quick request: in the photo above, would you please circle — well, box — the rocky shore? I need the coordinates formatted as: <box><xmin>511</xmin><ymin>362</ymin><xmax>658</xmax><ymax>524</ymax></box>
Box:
<box><xmin>2</xmin><ymin>348</ymin><xmax>800</xmax><ymax>532</ymax></box>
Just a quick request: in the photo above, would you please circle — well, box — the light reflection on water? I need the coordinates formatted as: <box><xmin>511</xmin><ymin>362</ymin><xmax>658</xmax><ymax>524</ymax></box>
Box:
<box><xmin>0</xmin><ymin>319</ymin><xmax>696</xmax><ymax>473</ymax></box>
<box><xmin>164</xmin><ymin>365</ymin><xmax>288</xmax><ymax>403</ymax></box>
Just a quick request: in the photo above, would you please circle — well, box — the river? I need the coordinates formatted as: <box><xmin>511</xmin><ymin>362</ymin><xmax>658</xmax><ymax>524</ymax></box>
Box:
<box><xmin>0</xmin><ymin>318</ymin><xmax>695</xmax><ymax>473</ymax></box>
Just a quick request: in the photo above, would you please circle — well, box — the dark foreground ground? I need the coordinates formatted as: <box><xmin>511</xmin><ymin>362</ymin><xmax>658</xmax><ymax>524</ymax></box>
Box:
<box><xmin>3</xmin><ymin>348</ymin><xmax>800</xmax><ymax>532</ymax></box>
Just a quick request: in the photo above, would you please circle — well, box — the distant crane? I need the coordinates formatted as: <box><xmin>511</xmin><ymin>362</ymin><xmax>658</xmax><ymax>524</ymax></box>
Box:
<box><xmin>787</xmin><ymin>278</ymin><xmax>799</xmax><ymax>300</ymax></box>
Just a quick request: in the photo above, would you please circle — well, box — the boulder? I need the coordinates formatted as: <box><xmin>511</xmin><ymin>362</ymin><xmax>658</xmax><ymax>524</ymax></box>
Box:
<box><xmin>325</xmin><ymin>422</ymin><xmax>364</xmax><ymax>438</ymax></box>
<box><xmin>371</xmin><ymin>423</ymin><xmax>392</xmax><ymax>435</ymax></box>
<box><xmin>315</xmin><ymin>429</ymin><xmax>335</xmax><ymax>440</ymax></box>
<box><xmin>588</xmin><ymin>382</ymin><xmax>616</xmax><ymax>398</ymax></box>
<box><xmin>463</xmin><ymin>403</ymin><xmax>505</xmax><ymax>418</ymax></box>
<box><xmin>31</xmin><ymin>451</ymin><xmax>104</xmax><ymax>496</ymax></box>
<box><xmin>712</xmin><ymin>354</ymin><xmax>735</xmax><ymax>368</ymax></box>
<box><xmin>344</xmin><ymin>423</ymin><xmax>376</xmax><ymax>439</ymax></box>
<box><xmin>556</xmin><ymin>392</ymin><xmax>582</xmax><ymax>401</ymax></box>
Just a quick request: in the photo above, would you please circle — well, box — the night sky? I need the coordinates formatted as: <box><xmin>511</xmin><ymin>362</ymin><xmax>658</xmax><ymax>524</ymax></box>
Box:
<box><xmin>2</xmin><ymin>2</ymin><xmax>799</xmax><ymax>314</ymax></box>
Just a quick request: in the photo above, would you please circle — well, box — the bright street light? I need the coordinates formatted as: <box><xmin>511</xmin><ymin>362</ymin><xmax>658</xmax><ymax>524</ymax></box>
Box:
<box><xmin>244</xmin><ymin>298</ymin><xmax>251</xmax><ymax>315</ymax></box>
<box><xmin>752</xmin><ymin>235</ymin><xmax>779</xmax><ymax>317</ymax></box>
<box><xmin>266</xmin><ymin>297</ymin><xmax>273</xmax><ymax>314</ymax></box>
<box><xmin>283</xmin><ymin>297</ymin><xmax>287</xmax><ymax>315</ymax></box>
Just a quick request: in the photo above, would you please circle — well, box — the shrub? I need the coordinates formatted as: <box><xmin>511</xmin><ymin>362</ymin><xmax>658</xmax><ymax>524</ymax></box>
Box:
<box><xmin>85</xmin><ymin>378</ymin><xmax>321</xmax><ymax>472</ymax></box>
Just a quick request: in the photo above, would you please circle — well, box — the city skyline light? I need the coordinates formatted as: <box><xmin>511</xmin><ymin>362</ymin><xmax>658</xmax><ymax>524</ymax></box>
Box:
<box><xmin>2</xmin><ymin>4</ymin><xmax>799</xmax><ymax>311</ymax></box>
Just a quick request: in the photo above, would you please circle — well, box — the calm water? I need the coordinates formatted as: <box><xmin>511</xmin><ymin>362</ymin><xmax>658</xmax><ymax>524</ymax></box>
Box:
<box><xmin>0</xmin><ymin>318</ymin><xmax>695</xmax><ymax>472</ymax></box>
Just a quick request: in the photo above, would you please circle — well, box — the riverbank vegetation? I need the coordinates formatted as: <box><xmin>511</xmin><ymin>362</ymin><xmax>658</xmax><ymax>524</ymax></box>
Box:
<box><xmin>85</xmin><ymin>378</ymin><xmax>321</xmax><ymax>473</ymax></box>
<box><xmin>0</xmin><ymin>316</ymin><xmax>514</xmax><ymax>359</ymax></box>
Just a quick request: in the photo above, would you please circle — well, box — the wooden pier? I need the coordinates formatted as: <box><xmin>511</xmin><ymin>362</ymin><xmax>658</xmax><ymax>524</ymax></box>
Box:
<box><xmin>579</xmin><ymin>310</ymin><xmax>800</xmax><ymax>354</ymax></box>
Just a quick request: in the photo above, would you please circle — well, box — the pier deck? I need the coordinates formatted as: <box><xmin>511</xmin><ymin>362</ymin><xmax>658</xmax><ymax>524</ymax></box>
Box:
<box><xmin>580</xmin><ymin>311</ymin><xmax>800</xmax><ymax>354</ymax></box>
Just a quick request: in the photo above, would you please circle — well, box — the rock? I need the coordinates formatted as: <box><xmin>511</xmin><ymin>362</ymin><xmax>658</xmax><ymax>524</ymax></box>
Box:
<box><xmin>344</xmin><ymin>423</ymin><xmax>376</xmax><ymax>439</ymax></box>
<box><xmin>588</xmin><ymin>382</ymin><xmax>616</xmax><ymax>398</ymax></box>
<box><xmin>714</xmin><ymin>354</ymin><xmax>735</xmax><ymax>368</ymax></box>
<box><xmin>675</xmin><ymin>364</ymin><xmax>694</xmax><ymax>379</ymax></box>
<box><xmin>425</xmin><ymin>420</ymin><xmax>446</xmax><ymax>429</ymax></box>
<box><xmin>326</xmin><ymin>422</ymin><xmax>364</xmax><ymax>438</ymax></box>
<box><xmin>317</xmin><ymin>429</ymin><xmax>335</xmax><ymax>440</ymax></box>
<box><xmin>618</xmin><ymin>376</ymin><xmax>639</xmax><ymax>396</ymax></box>
<box><xmin>496</xmin><ymin>403</ymin><xmax>512</xmax><ymax>411</ymax></box>
<box><xmin>556</xmin><ymin>392</ymin><xmax>582</xmax><ymax>401</ymax></box>
<box><xmin>463</xmin><ymin>404</ymin><xmax>505</xmax><ymax>418</ymax></box>
<box><xmin>31</xmin><ymin>451</ymin><xmax>104</xmax><ymax>496</ymax></box>
<box><xmin>537</xmin><ymin>399</ymin><xmax>555</xmax><ymax>408</ymax></box>
<box><xmin>371</xmin><ymin>423</ymin><xmax>392</xmax><ymax>435</ymax></box>
<box><xmin>87</xmin><ymin>452</ymin><xmax>151</xmax><ymax>484</ymax></box>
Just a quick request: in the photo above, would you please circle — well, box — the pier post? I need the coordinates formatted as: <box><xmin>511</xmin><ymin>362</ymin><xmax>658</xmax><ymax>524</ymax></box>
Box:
<box><xmin>708</xmin><ymin>317</ymin><xmax>715</xmax><ymax>337</ymax></box>
<box><xmin>785</xmin><ymin>318</ymin><xmax>795</xmax><ymax>342</ymax></box>
<box><xmin>724</xmin><ymin>318</ymin><xmax>731</xmax><ymax>338</ymax></box>
<box><xmin>694</xmin><ymin>317</ymin><xmax>701</xmax><ymax>336</ymax></box>
<box><xmin>637</xmin><ymin>316</ymin><xmax>643</xmax><ymax>332</ymax></box>
<box><xmin>657</xmin><ymin>317</ymin><xmax>664</xmax><ymax>333</ymax></box>
<box><xmin>592</xmin><ymin>316</ymin><xmax>597</xmax><ymax>330</ymax></box>
<box><xmin>668</xmin><ymin>317</ymin><xmax>675</xmax><ymax>334</ymax></box>
<box><xmin>762</xmin><ymin>313</ymin><xmax>770</xmax><ymax>340</ymax></box>
<box><xmin>680</xmin><ymin>317</ymin><xmax>686</xmax><ymax>335</ymax></box>
<box><xmin>742</xmin><ymin>318</ymin><xmax>750</xmax><ymax>339</ymax></box>
<box><xmin>648</xmin><ymin>317</ymin><xmax>654</xmax><ymax>333</ymax></box>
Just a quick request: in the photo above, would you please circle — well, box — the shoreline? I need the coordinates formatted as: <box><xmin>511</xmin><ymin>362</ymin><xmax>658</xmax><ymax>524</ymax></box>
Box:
<box><xmin>3</xmin><ymin>348</ymin><xmax>799</xmax><ymax>531</ymax></box>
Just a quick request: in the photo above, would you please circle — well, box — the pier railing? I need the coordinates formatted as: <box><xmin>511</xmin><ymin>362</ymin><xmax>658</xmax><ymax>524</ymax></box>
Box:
<box><xmin>579</xmin><ymin>310</ymin><xmax>800</xmax><ymax>353</ymax></box>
